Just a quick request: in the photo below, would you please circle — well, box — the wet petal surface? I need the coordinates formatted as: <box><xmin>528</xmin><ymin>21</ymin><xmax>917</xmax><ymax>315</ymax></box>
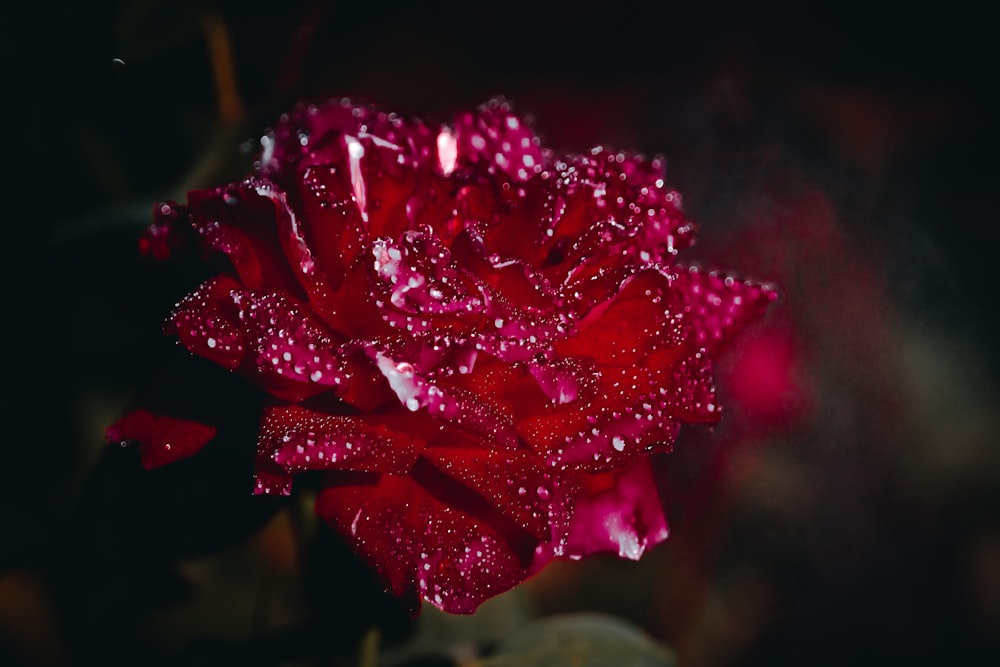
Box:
<box><xmin>111</xmin><ymin>96</ymin><xmax>778</xmax><ymax>615</ymax></box>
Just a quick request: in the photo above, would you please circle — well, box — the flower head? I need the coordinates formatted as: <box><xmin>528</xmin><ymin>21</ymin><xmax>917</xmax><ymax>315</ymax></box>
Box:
<box><xmin>108</xmin><ymin>96</ymin><xmax>777</xmax><ymax>614</ymax></box>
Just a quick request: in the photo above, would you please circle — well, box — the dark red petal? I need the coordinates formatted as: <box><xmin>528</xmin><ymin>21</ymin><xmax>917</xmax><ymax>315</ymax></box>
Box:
<box><xmin>106</xmin><ymin>408</ymin><xmax>217</xmax><ymax>470</ymax></box>
<box><xmin>186</xmin><ymin>180</ymin><xmax>307</xmax><ymax>296</ymax></box>
<box><xmin>292</xmin><ymin>145</ymin><xmax>418</xmax><ymax>339</ymax></box>
<box><xmin>166</xmin><ymin>275</ymin><xmax>247</xmax><ymax>370</ymax></box>
<box><xmin>166</xmin><ymin>278</ymin><xmax>348</xmax><ymax>402</ymax></box>
<box><xmin>465</xmin><ymin>180</ymin><xmax>553</xmax><ymax>267</ymax></box>
<box><xmin>444</xmin><ymin>352</ymin><xmax>555</xmax><ymax>423</ymax></box>
<box><xmin>518</xmin><ymin>382</ymin><xmax>681</xmax><ymax>473</ymax></box>
<box><xmin>139</xmin><ymin>201</ymin><xmax>193</xmax><ymax>261</ymax></box>
<box><xmin>555</xmin><ymin>269</ymin><xmax>690</xmax><ymax>368</ymax></box>
<box><xmin>226</xmin><ymin>289</ymin><xmax>347</xmax><ymax>402</ymax></box>
<box><xmin>299</xmin><ymin>132</ymin><xmax>415</xmax><ymax>240</ymax></box>
<box><xmin>263</xmin><ymin>405</ymin><xmax>425</xmax><ymax>475</ymax></box>
<box><xmin>528</xmin><ymin>357</ymin><xmax>601</xmax><ymax>408</ymax></box>
<box><xmin>524</xmin><ymin>348</ymin><xmax>719</xmax><ymax>472</ymax></box>
<box><xmin>404</xmin><ymin>171</ymin><xmax>465</xmax><ymax>243</ymax></box>
<box><xmin>419</xmin><ymin>445</ymin><xmax>576</xmax><ymax>542</ymax></box>
<box><xmin>563</xmin><ymin>458</ymin><xmax>669</xmax><ymax>560</ymax></box>
<box><xmin>295</xmin><ymin>156</ymin><xmax>367</xmax><ymax>294</ymax></box>
<box><xmin>316</xmin><ymin>467</ymin><xmax>537</xmax><ymax>614</ymax></box>
<box><xmin>368</xmin><ymin>347</ymin><xmax>519</xmax><ymax>448</ymax></box>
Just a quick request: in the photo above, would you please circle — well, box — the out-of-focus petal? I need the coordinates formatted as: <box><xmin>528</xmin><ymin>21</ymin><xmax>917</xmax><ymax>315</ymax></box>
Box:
<box><xmin>106</xmin><ymin>408</ymin><xmax>218</xmax><ymax>470</ymax></box>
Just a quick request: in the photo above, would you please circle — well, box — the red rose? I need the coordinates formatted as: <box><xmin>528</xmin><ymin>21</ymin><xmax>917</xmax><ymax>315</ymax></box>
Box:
<box><xmin>107</xmin><ymin>97</ymin><xmax>777</xmax><ymax>614</ymax></box>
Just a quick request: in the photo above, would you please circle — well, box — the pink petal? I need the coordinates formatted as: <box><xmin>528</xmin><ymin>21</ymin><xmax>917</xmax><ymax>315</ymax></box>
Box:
<box><xmin>563</xmin><ymin>459</ymin><xmax>670</xmax><ymax>561</ymax></box>
<box><xmin>668</xmin><ymin>266</ymin><xmax>780</xmax><ymax>352</ymax></box>
<box><xmin>453</xmin><ymin>97</ymin><xmax>546</xmax><ymax>181</ymax></box>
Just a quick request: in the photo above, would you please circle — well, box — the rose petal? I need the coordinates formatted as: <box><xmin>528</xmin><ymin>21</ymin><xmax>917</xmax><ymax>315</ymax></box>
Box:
<box><xmin>316</xmin><ymin>465</ymin><xmax>537</xmax><ymax>614</ymax></box>
<box><xmin>563</xmin><ymin>458</ymin><xmax>670</xmax><ymax>560</ymax></box>
<box><xmin>263</xmin><ymin>405</ymin><xmax>426</xmax><ymax>475</ymax></box>
<box><xmin>453</xmin><ymin>98</ymin><xmax>545</xmax><ymax>181</ymax></box>
<box><xmin>186</xmin><ymin>180</ymin><xmax>307</xmax><ymax>296</ymax></box>
<box><xmin>165</xmin><ymin>238</ymin><xmax>378</xmax><ymax>395</ymax></box>
<box><xmin>556</xmin><ymin>269</ymin><xmax>689</xmax><ymax>368</ymax></box>
<box><xmin>106</xmin><ymin>408</ymin><xmax>217</xmax><ymax>470</ymax></box>
<box><xmin>419</xmin><ymin>446</ymin><xmax>575</xmax><ymax>541</ymax></box>
<box><xmin>372</xmin><ymin>228</ymin><xmax>487</xmax><ymax>328</ymax></box>
<box><xmin>220</xmin><ymin>289</ymin><xmax>347</xmax><ymax>402</ymax></box>
<box><xmin>257</xmin><ymin>97</ymin><xmax>437</xmax><ymax>187</ymax></box>
<box><xmin>370</xmin><ymin>348</ymin><xmax>519</xmax><ymax>448</ymax></box>
<box><xmin>669</xmin><ymin>266</ymin><xmax>780</xmax><ymax>352</ymax></box>
<box><xmin>166</xmin><ymin>275</ymin><xmax>247</xmax><ymax>370</ymax></box>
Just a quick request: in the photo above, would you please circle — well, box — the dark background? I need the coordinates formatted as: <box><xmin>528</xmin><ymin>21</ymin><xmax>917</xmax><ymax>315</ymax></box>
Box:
<box><xmin>5</xmin><ymin>1</ymin><xmax>1000</xmax><ymax>666</ymax></box>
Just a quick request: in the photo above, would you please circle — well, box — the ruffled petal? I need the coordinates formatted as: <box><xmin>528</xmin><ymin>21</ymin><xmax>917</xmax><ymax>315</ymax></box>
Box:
<box><xmin>371</xmin><ymin>228</ymin><xmax>487</xmax><ymax>335</ymax></box>
<box><xmin>555</xmin><ymin>268</ymin><xmax>689</xmax><ymax>368</ymax></box>
<box><xmin>186</xmin><ymin>180</ymin><xmax>308</xmax><ymax>296</ymax></box>
<box><xmin>257</xmin><ymin>97</ymin><xmax>437</xmax><ymax>187</ymax></box>
<box><xmin>120</xmin><ymin>96</ymin><xmax>780</xmax><ymax>617</ymax></box>
<box><xmin>368</xmin><ymin>345</ymin><xmax>519</xmax><ymax>448</ymax></box>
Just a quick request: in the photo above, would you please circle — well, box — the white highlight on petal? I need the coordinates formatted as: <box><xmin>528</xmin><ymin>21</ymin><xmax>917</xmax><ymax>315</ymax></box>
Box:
<box><xmin>376</xmin><ymin>352</ymin><xmax>423</xmax><ymax>411</ymax></box>
<box><xmin>437</xmin><ymin>128</ymin><xmax>457</xmax><ymax>175</ymax></box>
<box><xmin>350</xmin><ymin>507</ymin><xmax>363</xmax><ymax>536</ymax></box>
<box><xmin>345</xmin><ymin>135</ymin><xmax>368</xmax><ymax>221</ymax></box>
